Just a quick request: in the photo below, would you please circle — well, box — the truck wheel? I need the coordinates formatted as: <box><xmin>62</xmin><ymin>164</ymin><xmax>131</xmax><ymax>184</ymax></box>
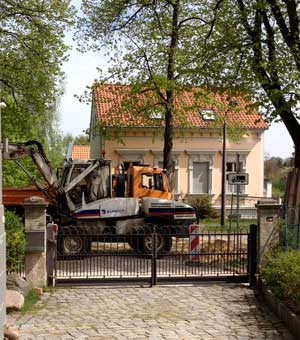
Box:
<box><xmin>135</xmin><ymin>233</ymin><xmax>172</xmax><ymax>256</ymax></box>
<box><xmin>57</xmin><ymin>234</ymin><xmax>89</xmax><ymax>259</ymax></box>
<box><xmin>63</xmin><ymin>235</ymin><xmax>84</xmax><ymax>254</ymax></box>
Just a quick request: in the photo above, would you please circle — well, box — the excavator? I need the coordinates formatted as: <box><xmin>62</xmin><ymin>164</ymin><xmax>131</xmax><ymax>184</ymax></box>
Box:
<box><xmin>2</xmin><ymin>140</ymin><xmax>196</xmax><ymax>256</ymax></box>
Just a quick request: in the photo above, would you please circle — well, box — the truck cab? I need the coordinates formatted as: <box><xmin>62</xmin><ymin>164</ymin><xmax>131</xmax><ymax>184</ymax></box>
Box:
<box><xmin>114</xmin><ymin>164</ymin><xmax>172</xmax><ymax>200</ymax></box>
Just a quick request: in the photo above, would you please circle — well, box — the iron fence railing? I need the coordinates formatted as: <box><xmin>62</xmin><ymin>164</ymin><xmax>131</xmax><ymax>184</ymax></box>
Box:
<box><xmin>6</xmin><ymin>253</ymin><xmax>25</xmax><ymax>278</ymax></box>
<box><xmin>282</xmin><ymin>206</ymin><xmax>300</xmax><ymax>250</ymax></box>
<box><xmin>54</xmin><ymin>225</ymin><xmax>257</xmax><ymax>286</ymax></box>
<box><xmin>213</xmin><ymin>196</ymin><xmax>280</xmax><ymax>230</ymax></box>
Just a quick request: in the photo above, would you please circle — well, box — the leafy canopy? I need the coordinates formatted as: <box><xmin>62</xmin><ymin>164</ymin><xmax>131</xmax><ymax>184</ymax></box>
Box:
<box><xmin>1</xmin><ymin>0</ymin><xmax>75</xmax><ymax>187</ymax></box>
<box><xmin>77</xmin><ymin>0</ymin><xmax>248</xmax><ymax>170</ymax></box>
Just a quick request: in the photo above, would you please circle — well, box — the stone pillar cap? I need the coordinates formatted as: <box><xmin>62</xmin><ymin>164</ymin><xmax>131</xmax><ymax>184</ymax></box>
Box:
<box><xmin>23</xmin><ymin>196</ymin><xmax>47</xmax><ymax>206</ymax></box>
<box><xmin>255</xmin><ymin>199</ymin><xmax>282</xmax><ymax>208</ymax></box>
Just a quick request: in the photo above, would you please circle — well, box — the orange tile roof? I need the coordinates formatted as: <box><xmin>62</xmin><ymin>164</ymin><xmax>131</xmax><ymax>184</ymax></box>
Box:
<box><xmin>93</xmin><ymin>84</ymin><xmax>268</xmax><ymax>130</ymax></box>
<box><xmin>71</xmin><ymin>145</ymin><xmax>90</xmax><ymax>160</ymax></box>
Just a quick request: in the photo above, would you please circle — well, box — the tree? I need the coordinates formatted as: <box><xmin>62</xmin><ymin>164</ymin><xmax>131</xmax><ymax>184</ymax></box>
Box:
<box><xmin>74</xmin><ymin>134</ymin><xmax>89</xmax><ymax>145</ymax></box>
<box><xmin>201</xmin><ymin>1</ymin><xmax>300</xmax><ymax>168</ymax></box>
<box><xmin>265</xmin><ymin>156</ymin><xmax>284</xmax><ymax>181</ymax></box>
<box><xmin>1</xmin><ymin>0</ymin><xmax>75</xmax><ymax>186</ymax></box>
<box><xmin>77</xmin><ymin>0</ymin><xmax>233</xmax><ymax>172</ymax></box>
<box><xmin>196</xmin><ymin>0</ymin><xmax>300</xmax><ymax>205</ymax></box>
<box><xmin>235</xmin><ymin>0</ymin><xmax>300</xmax><ymax>167</ymax></box>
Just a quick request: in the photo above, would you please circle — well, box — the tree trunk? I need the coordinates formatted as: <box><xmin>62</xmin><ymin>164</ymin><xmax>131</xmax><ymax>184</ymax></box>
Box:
<box><xmin>294</xmin><ymin>142</ymin><xmax>300</xmax><ymax>168</ymax></box>
<box><xmin>163</xmin><ymin>96</ymin><xmax>174</xmax><ymax>173</ymax></box>
<box><xmin>163</xmin><ymin>0</ymin><xmax>179</xmax><ymax>176</ymax></box>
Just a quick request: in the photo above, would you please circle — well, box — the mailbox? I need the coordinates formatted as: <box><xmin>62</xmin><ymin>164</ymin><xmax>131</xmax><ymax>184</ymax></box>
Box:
<box><xmin>25</xmin><ymin>230</ymin><xmax>45</xmax><ymax>253</ymax></box>
<box><xmin>46</xmin><ymin>223</ymin><xmax>58</xmax><ymax>243</ymax></box>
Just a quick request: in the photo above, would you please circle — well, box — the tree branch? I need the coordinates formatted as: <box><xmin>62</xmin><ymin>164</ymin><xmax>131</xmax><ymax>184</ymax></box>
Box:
<box><xmin>0</xmin><ymin>78</ymin><xmax>18</xmax><ymax>105</ymax></box>
<box><xmin>267</xmin><ymin>0</ymin><xmax>300</xmax><ymax>72</ymax></box>
<box><xmin>111</xmin><ymin>3</ymin><xmax>150</xmax><ymax>32</ymax></box>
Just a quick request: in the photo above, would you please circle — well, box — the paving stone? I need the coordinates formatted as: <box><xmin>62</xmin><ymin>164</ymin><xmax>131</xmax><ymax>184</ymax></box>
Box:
<box><xmin>6</xmin><ymin>284</ymin><xmax>296</xmax><ymax>339</ymax></box>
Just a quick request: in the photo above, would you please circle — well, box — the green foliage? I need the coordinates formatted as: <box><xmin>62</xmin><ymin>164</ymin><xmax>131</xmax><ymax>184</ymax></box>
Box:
<box><xmin>1</xmin><ymin>0</ymin><xmax>75</xmax><ymax>186</ymax></box>
<box><xmin>77</xmin><ymin>1</ymin><xmax>246</xmax><ymax>171</ymax></box>
<box><xmin>262</xmin><ymin>250</ymin><xmax>300</xmax><ymax>309</ymax></box>
<box><xmin>74</xmin><ymin>134</ymin><xmax>89</xmax><ymax>145</ymax></box>
<box><xmin>187</xmin><ymin>196</ymin><xmax>217</xmax><ymax>220</ymax></box>
<box><xmin>264</xmin><ymin>156</ymin><xmax>289</xmax><ymax>198</ymax></box>
<box><xmin>272</xmin><ymin>176</ymin><xmax>286</xmax><ymax>198</ymax></box>
<box><xmin>5</xmin><ymin>210</ymin><xmax>25</xmax><ymax>273</ymax></box>
<box><xmin>21</xmin><ymin>290</ymin><xmax>41</xmax><ymax>314</ymax></box>
<box><xmin>2</xmin><ymin>132</ymin><xmax>75</xmax><ymax>188</ymax></box>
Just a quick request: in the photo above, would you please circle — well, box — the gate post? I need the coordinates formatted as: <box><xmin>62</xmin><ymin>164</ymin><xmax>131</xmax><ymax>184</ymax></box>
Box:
<box><xmin>256</xmin><ymin>200</ymin><xmax>281</xmax><ymax>268</ymax></box>
<box><xmin>46</xmin><ymin>223</ymin><xmax>57</xmax><ymax>286</ymax></box>
<box><xmin>24</xmin><ymin>196</ymin><xmax>48</xmax><ymax>288</ymax></box>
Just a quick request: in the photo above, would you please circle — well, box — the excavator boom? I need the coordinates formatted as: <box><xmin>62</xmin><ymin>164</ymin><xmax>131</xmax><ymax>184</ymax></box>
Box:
<box><xmin>1</xmin><ymin>140</ymin><xmax>63</xmax><ymax>199</ymax></box>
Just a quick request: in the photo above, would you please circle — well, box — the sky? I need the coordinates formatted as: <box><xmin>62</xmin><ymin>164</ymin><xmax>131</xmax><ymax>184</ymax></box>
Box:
<box><xmin>59</xmin><ymin>21</ymin><xmax>294</xmax><ymax>160</ymax></box>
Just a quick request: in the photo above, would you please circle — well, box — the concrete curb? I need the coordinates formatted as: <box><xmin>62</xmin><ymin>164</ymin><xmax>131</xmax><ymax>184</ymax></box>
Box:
<box><xmin>259</xmin><ymin>283</ymin><xmax>300</xmax><ymax>339</ymax></box>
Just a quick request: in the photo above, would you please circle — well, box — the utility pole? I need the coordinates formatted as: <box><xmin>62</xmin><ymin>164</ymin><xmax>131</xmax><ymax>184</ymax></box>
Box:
<box><xmin>0</xmin><ymin>95</ymin><xmax>6</xmax><ymax>338</ymax></box>
<box><xmin>236</xmin><ymin>153</ymin><xmax>240</xmax><ymax>229</ymax></box>
<box><xmin>221</xmin><ymin>121</ymin><xmax>227</xmax><ymax>226</ymax></box>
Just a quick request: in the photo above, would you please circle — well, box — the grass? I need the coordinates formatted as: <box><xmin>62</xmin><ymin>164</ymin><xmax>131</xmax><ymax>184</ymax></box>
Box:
<box><xmin>20</xmin><ymin>290</ymin><xmax>41</xmax><ymax>314</ymax></box>
<box><xmin>200</xmin><ymin>218</ymin><xmax>256</xmax><ymax>232</ymax></box>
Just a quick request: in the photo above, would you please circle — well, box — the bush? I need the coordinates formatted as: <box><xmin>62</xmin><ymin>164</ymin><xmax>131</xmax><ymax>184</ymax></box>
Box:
<box><xmin>5</xmin><ymin>210</ymin><xmax>25</xmax><ymax>272</ymax></box>
<box><xmin>188</xmin><ymin>196</ymin><xmax>217</xmax><ymax>220</ymax></box>
<box><xmin>261</xmin><ymin>250</ymin><xmax>300</xmax><ymax>308</ymax></box>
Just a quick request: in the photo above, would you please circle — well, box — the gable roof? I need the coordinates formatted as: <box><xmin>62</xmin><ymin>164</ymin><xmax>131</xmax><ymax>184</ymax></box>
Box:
<box><xmin>93</xmin><ymin>84</ymin><xmax>268</xmax><ymax>130</ymax></box>
<box><xmin>71</xmin><ymin>145</ymin><xmax>90</xmax><ymax>160</ymax></box>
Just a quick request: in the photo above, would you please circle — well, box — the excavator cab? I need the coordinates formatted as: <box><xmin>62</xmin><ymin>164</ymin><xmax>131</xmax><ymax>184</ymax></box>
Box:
<box><xmin>113</xmin><ymin>164</ymin><xmax>172</xmax><ymax>200</ymax></box>
<box><xmin>61</xmin><ymin>159</ymin><xmax>112</xmax><ymax>210</ymax></box>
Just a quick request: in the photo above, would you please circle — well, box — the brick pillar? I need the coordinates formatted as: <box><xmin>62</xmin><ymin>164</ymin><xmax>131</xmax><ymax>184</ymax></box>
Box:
<box><xmin>24</xmin><ymin>197</ymin><xmax>48</xmax><ymax>288</ymax></box>
<box><xmin>256</xmin><ymin>200</ymin><xmax>282</xmax><ymax>268</ymax></box>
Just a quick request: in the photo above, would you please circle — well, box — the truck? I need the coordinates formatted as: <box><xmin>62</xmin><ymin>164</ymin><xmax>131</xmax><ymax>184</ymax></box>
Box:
<box><xmin>2</xmin><ymin>140</ymin><xmax>196</xmax><ymax>256</ymax></box>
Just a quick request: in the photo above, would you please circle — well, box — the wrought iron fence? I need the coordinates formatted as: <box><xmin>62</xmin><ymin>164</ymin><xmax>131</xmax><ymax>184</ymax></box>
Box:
<box><xmin>54</xmin><ymin>225</ymin><xmax>257</xmax><ymax>286</ymax></box>
<box><xmin>282</xmin><ymin>206</ymin><xmax>300</xmax><ymax>250</ymax></box>
<box><xmin>6</xmin><ymin>252</ymin><xmax>25</xmax><ymax>278</ymax></box>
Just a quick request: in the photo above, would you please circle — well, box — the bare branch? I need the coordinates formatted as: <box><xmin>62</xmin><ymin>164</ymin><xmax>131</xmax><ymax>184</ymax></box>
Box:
<box><xmin>111</xmin><ymin>3</ymin><xmax>150</xmax><ymax>32</ymax></box>
<box><xmin>178</xmin><ymin>16</ymin><xmax>208</xmax><ymax>29</ymax></box>
<box><xmin>205</xmin><ymin>0</ymin><xmax>227</xmax><ymax>42</ymax></box>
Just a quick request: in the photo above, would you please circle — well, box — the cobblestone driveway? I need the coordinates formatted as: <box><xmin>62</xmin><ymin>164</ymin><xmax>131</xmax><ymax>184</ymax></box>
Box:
<box><xmin>7</xmin><ymin>284</ymin><xmax>294</xmax><ymax>340</ymax></box>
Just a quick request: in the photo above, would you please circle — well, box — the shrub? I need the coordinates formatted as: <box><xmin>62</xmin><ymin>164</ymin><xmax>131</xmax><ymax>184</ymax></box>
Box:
<box><xmin>188</xmin><ymin>196</ymin><xmax>217</xmax><ymax>220</ymax></box>
<box><xmin>261</xmin><ymin>250</ymin><xmax>300</xmax><ymax>308</ymax></box>
<box><xmin>5</xmin><ymin>210</ymin><xmax>25</xmax><ymax>273</ymax></box>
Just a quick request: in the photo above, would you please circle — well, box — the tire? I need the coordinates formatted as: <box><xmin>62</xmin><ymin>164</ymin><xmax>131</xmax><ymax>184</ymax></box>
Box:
<box><xmin>133</xmin><ymin>233</ymin><xmax>172</xmax><ymax>257</ymax></box>
<box><xmin>57</xmin><ymin>233</ymin><xmax>90</xmax><ymax>259</ymax></box>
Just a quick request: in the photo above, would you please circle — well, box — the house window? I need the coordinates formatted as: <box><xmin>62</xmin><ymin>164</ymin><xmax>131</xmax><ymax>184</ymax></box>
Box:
<box><xmin>200</xmin><ymin>109</ymin><xmax>215</xmax><ymax>121</ymax></box>
<box><xmin>192</xmin><ymin>162</ymin><xmax>209</xmax><ymax>193</ymax></box>
<box><xmin>149</xmin><ymin>111</ymin><xmax>163</xmax><ymax>119</ymax></box>
<box><xmin>188</xmin><ymin>152</ymin><xmax>213</xmax><ymax>195</ymax></box>
<box><xmin>226</xmin><ymin>161</ymin><xmax>245</xmax><ymax>194</ymax></box>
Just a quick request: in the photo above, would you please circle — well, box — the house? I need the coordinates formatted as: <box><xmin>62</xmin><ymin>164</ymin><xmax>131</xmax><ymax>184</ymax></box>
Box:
<box><xmin>70</xmin><ymin>144</ymin><xmax>90</xmax><ymax>160</ymax></box>
<box><xmin>89</xmin><ymin>84</ymin><xmax>268</xmax><ymax>205</ymax></box>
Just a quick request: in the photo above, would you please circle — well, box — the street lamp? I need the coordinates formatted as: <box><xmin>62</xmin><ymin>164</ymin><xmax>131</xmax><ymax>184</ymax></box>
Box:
<box><xmin>0</xmin><ymin>96</ymin><xmax>6</xmax><ymax>338</ymax></box>
<box><xmin>221</xmin><ymin>121</ymin><xmax>226</xmax><ymax>226</ymax></box>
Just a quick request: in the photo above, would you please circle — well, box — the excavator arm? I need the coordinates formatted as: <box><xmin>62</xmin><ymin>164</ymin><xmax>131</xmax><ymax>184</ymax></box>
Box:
<box><xmin>1</xmin><ymin>139</ymin><xmax>113</xmax><ymax>213</ymax></box>
<box><xmin>1</xmin><ymin>139</ymin><xmax>64</xmax><ymax>201</ymax></box>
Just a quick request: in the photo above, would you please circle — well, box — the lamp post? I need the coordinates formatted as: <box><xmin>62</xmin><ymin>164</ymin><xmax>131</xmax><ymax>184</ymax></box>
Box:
<box><xmin>221</xmin><ymin>121</ymin><xmax>226</xmax><ymax>226</ymax></box>
<box><xmin>0</xmin><ymin>98</ymin><xmax>6</xmax><ymax>338</ymax></box>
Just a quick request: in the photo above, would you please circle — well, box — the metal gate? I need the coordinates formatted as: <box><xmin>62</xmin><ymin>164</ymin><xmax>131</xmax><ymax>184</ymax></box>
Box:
<box><xmin>53</xmin><ymin>225</ymin><xmax>257</xmax><ymax>286</ymax></box>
